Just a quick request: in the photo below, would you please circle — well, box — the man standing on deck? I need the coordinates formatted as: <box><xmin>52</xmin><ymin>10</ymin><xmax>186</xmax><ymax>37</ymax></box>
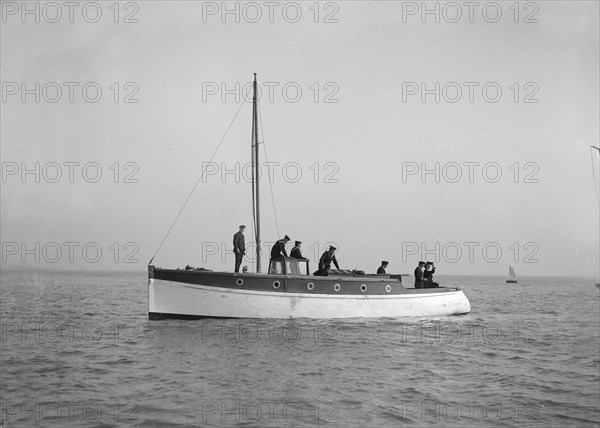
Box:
<box><xmin>414</xmin><ymin>261</ymin><xmax>426</xmax><ymax>288</ymax></box>
<box><xmin>233</xmin><ymin>225</ymin><xmax>246</xmax><ymax>273</ymax></box>
<box><xmin>377</xmin><ymin>261</ymin><xmax>389</xmax><ymax>274</ymax></box>
<box><xmin>270</xmin><ymin>235</ymin><xmax>290</xmax><ymax>260</ymax></box>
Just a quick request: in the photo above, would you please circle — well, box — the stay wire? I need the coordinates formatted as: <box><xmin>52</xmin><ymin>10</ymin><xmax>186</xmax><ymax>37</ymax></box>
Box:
<box><xmin>591</xmin><ymin>146</ymin><xmax>600</xmax><ymax>202</ymax></box>
<box><xmin>591</xmin><ymin>146</ymin><xmax>600</xmax><ymax>282</ymax></box>
<box><xmin>149</xmin><ymin>100</ymin><xmax>248</xmax><ymax>265</ymax></box>
<box><xmin>257</xmin><ymin>97</ymin><xmax>280</xmax><ymax>239</ymax></box>
<box><xmin>251</xmin><ymin>108</ymin><xmax>257</xmax><ymax>258</ymax></box>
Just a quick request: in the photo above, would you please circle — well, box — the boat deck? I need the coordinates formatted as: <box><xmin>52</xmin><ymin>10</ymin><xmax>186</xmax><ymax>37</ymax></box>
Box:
<box><xmin>151</xmin><ymin>267</ymin><xmax>458</xmax><ymax>296</ymax></box>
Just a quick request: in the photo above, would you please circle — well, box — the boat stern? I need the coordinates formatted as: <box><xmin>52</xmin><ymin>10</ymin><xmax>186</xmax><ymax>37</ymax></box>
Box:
<box><xmin>452</xmin><ymin>289</ymin><xmax>471</xmax><ymax>315</ymax></box>
<box><xmin>148</xmin><ymin>265</ymin><xmax>157</xmax><ymax>319</ymax></box>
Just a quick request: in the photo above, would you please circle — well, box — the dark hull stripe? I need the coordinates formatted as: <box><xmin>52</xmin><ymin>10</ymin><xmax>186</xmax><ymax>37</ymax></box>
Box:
<box><xmin>149</xmin><ymin>312</ymin><xmax>239</xmax><ymax>320</ymax></box>
<box><xmin>150</xmin><ymin>267</ymin><xmax>453</xmax><ymax>296</ymax></box>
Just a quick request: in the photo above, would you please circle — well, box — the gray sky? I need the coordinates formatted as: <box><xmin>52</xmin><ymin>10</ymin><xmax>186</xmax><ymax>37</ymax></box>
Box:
<box><xmin>1</xmin><ymin>1</ymin><xmax>599</xmax><ymax>277</ymax></box>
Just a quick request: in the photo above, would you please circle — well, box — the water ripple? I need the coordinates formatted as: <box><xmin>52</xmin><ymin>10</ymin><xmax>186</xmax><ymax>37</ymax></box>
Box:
<box><xmin>0</xmin><ymin>272</ymin><xmax>598</xmax><ymax>427</ymax></box>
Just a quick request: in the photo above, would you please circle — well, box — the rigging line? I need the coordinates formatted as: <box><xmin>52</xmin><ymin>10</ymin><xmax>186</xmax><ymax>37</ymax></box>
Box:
<box><xmin>257</xmin><ymin>97</ymin><xmax>281</xmax><ymax>239</ymax></box>
<box><xmin>591</xmin><ymin>146</ymin><xmax>600</xmax><ymax>202</ymax></box>
<box><xmin>148</xmin><ymin>100</ymin><xmax>248</xmax><ymax>265</ymax></box>
<box><xmin>251</xmin><ymin>119</ymin><xmax>257</xmax><ymax>257</ymax></box>
<box><xmin>594</xmin><ymin>146</ymin><xmax>600</xmax><ymax>281</ymax></box>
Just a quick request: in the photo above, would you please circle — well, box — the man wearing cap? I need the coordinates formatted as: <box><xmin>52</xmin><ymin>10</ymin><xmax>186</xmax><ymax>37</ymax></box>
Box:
<box><xmin>315</xmin><ymin>246</ymin><xmax>340</xmax><ymax>276</ymax></box>
<box><xmin>424</xmin><ymin>261</ymin><xmax>439</xmax><ymax>288</ymax></box>
<box><xmin>270</xmin><ymin>235</ymin><xmax>290</xmax><ymax>260</ymax></box>
<box><xmin>414</xmin><ymin>261</ymin><xmax>426</xmax><ymax>288</ymax></box>
<box><xmin>233</xmin><ymin>225</ymin><xmax>246</xmax><ymax>273</ymax></box>
<box><xmin>377</xmin><ymin>261</ymin><xmax>389</xmax><ymax>274</ymax></box>
<box><xmin>290</xmin><ymin>241</ymin><xmax>305</xmax><ymax>259</ymax></box>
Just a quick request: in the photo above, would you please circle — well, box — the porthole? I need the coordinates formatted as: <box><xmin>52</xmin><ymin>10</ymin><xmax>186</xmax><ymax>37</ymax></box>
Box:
<box><xmin>273</xmin><ymin>281</ymin><xmax>281</xmax><ymax>289</ymax></box>
<box><xmin>334</xmin><ymin>283</ymin><xmax>341</xmax><ymax>292</ymax></box>
<box><xmin>236</xmin><ymin>279</ymin><xmax>243</xmax><ymax>286</ymax></box>
<box><xmin>360</xmin><ymin>284</ymin><xmax>367</xmax><ymax>292</ymax></box>
<box><xmin>307</xmin><ymin>282</ymin><xmax>315</xmax><ymax>291</ymax></box>
<box><xmin>385</xmin><ymin>284</ymin><xmax>391</xmax><ymax>293</ymax></box>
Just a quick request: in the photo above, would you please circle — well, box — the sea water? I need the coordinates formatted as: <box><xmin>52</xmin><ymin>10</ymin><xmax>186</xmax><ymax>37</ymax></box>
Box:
<box><xmin>0</xmin><ymin>271</ymin><xmax>598</xmax><ymax>427</ymax></box>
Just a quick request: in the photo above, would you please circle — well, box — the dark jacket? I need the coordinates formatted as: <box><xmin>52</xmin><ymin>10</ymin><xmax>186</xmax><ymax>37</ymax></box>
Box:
<box><xmin>377</xmin><ymin>266</ymin><xmax>386</xmax><ymax>274</ymax></box>
<box><xmin>414</xmin><ymin>267</ymin><xmax>425</xmax><ymax>288</ymax></box>
<box><xmin>233</xmin><ymin>231</ymin><xmax>245</xmax><ymax>255</ymax></box>
<box><xmin>270</xmin><ymin>240</ymin><xmax>288</xmax><ymax>259</ymax></box>
<box><xmin>319</xmin><ymin>251</ymin><xmax>340</xmax><ymax>271</ymax></box>
<box><xmin>424</xmin><ymin>266</ymin><xmax>436</xmax><ymax>282</ymax></box>
<box><xmin>290</xmin><ymin>246</ymin><xmax>304</xmax><ymax>259</ymax></box>
<box><xmin>424</xmin><ymin>266</ymin><xmax>438</xmax><ymax>287</ymax></box>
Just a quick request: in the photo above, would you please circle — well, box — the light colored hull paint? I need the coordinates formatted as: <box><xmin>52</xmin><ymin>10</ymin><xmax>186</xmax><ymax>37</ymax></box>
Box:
<box><xmin>149</xmin><ymin>278</ymin><xmax>471</xmax><ymax>319</ymax></box>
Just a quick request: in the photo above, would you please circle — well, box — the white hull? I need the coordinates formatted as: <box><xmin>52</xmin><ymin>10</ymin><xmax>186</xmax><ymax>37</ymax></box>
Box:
<box><xmin>149</xmin><ymin>278</ymin><xmax>471</xmax><ymax>319</ymax></box>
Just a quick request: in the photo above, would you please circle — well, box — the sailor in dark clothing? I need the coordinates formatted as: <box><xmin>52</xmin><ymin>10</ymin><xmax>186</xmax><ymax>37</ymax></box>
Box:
<box><xmin>424</xmin><ymin>261</ymin><xmax>439</xmax><ymax>288</ymax></box>
<box><xmin>290</xmin><ymin>241</ymin><xmax>305</xmax><ymax>259</ymax></box>
<box><xmin>270</xmin><ymin>235</ymin><xmax>290</xmax><ymax>259</ymax></box>
<box><xmin>414</xmin><ymin>261</ymin><xmax>426</xmax><ymax>288</ymax></box>
<box><xmin>377</xmin><ymin>261</ymin><xmax>389</xmax><ymax>274</ymax></box>
<box><xmin>314</xmin><ymin>246</ymin><xmax>340</xmax><ymax>276</ymax></box>
<box><xmin>233</xmin><ymin>225</ymin><xmax>246</xmax><ymax>273</ymax></box>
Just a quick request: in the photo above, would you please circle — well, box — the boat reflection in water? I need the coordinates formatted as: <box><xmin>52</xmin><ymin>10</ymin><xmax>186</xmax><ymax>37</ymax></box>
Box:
<box><xmin>148</xmin><ymin>75</ymin><xmax>471</xmax><ymax>319</ymax></box>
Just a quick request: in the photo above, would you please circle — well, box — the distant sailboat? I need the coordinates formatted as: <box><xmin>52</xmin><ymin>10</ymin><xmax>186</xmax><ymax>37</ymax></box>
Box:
<box><xmin>506</xmin><ymin>266</ymin><xmax>518</xmax><ymax>284</ymax></box>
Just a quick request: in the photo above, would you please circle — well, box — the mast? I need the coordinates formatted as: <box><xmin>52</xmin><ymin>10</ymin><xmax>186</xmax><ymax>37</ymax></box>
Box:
<box><xmin>252</xmin><ymin>73</ymin><xmax>262</xmax><ymax>273</ymax></box>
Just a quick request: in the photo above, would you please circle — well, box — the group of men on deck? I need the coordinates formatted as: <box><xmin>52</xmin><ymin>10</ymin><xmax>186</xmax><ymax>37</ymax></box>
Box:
<box><xmin>414</xmin><ymin>261</ymin><xmax>439</xmax><ymax>288</ymax></box>
<box><xmin>232</xmin><ymin>226</ymin><xmax>339</xmax><ymax>276</ymax></box>
<box><xmin>377</xmin><ymin>260</ymin><xmax>438</xmax><ymax>288</ymax></box>
<box><xmin>233</xmin><ymin>225</ymin><xmax>439</xmax><ymax>287</ymax></box>
<box><xmin>269</xmin><ymin>234</ymin><xmax>340</xmax><ymax>276</ymax></box>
